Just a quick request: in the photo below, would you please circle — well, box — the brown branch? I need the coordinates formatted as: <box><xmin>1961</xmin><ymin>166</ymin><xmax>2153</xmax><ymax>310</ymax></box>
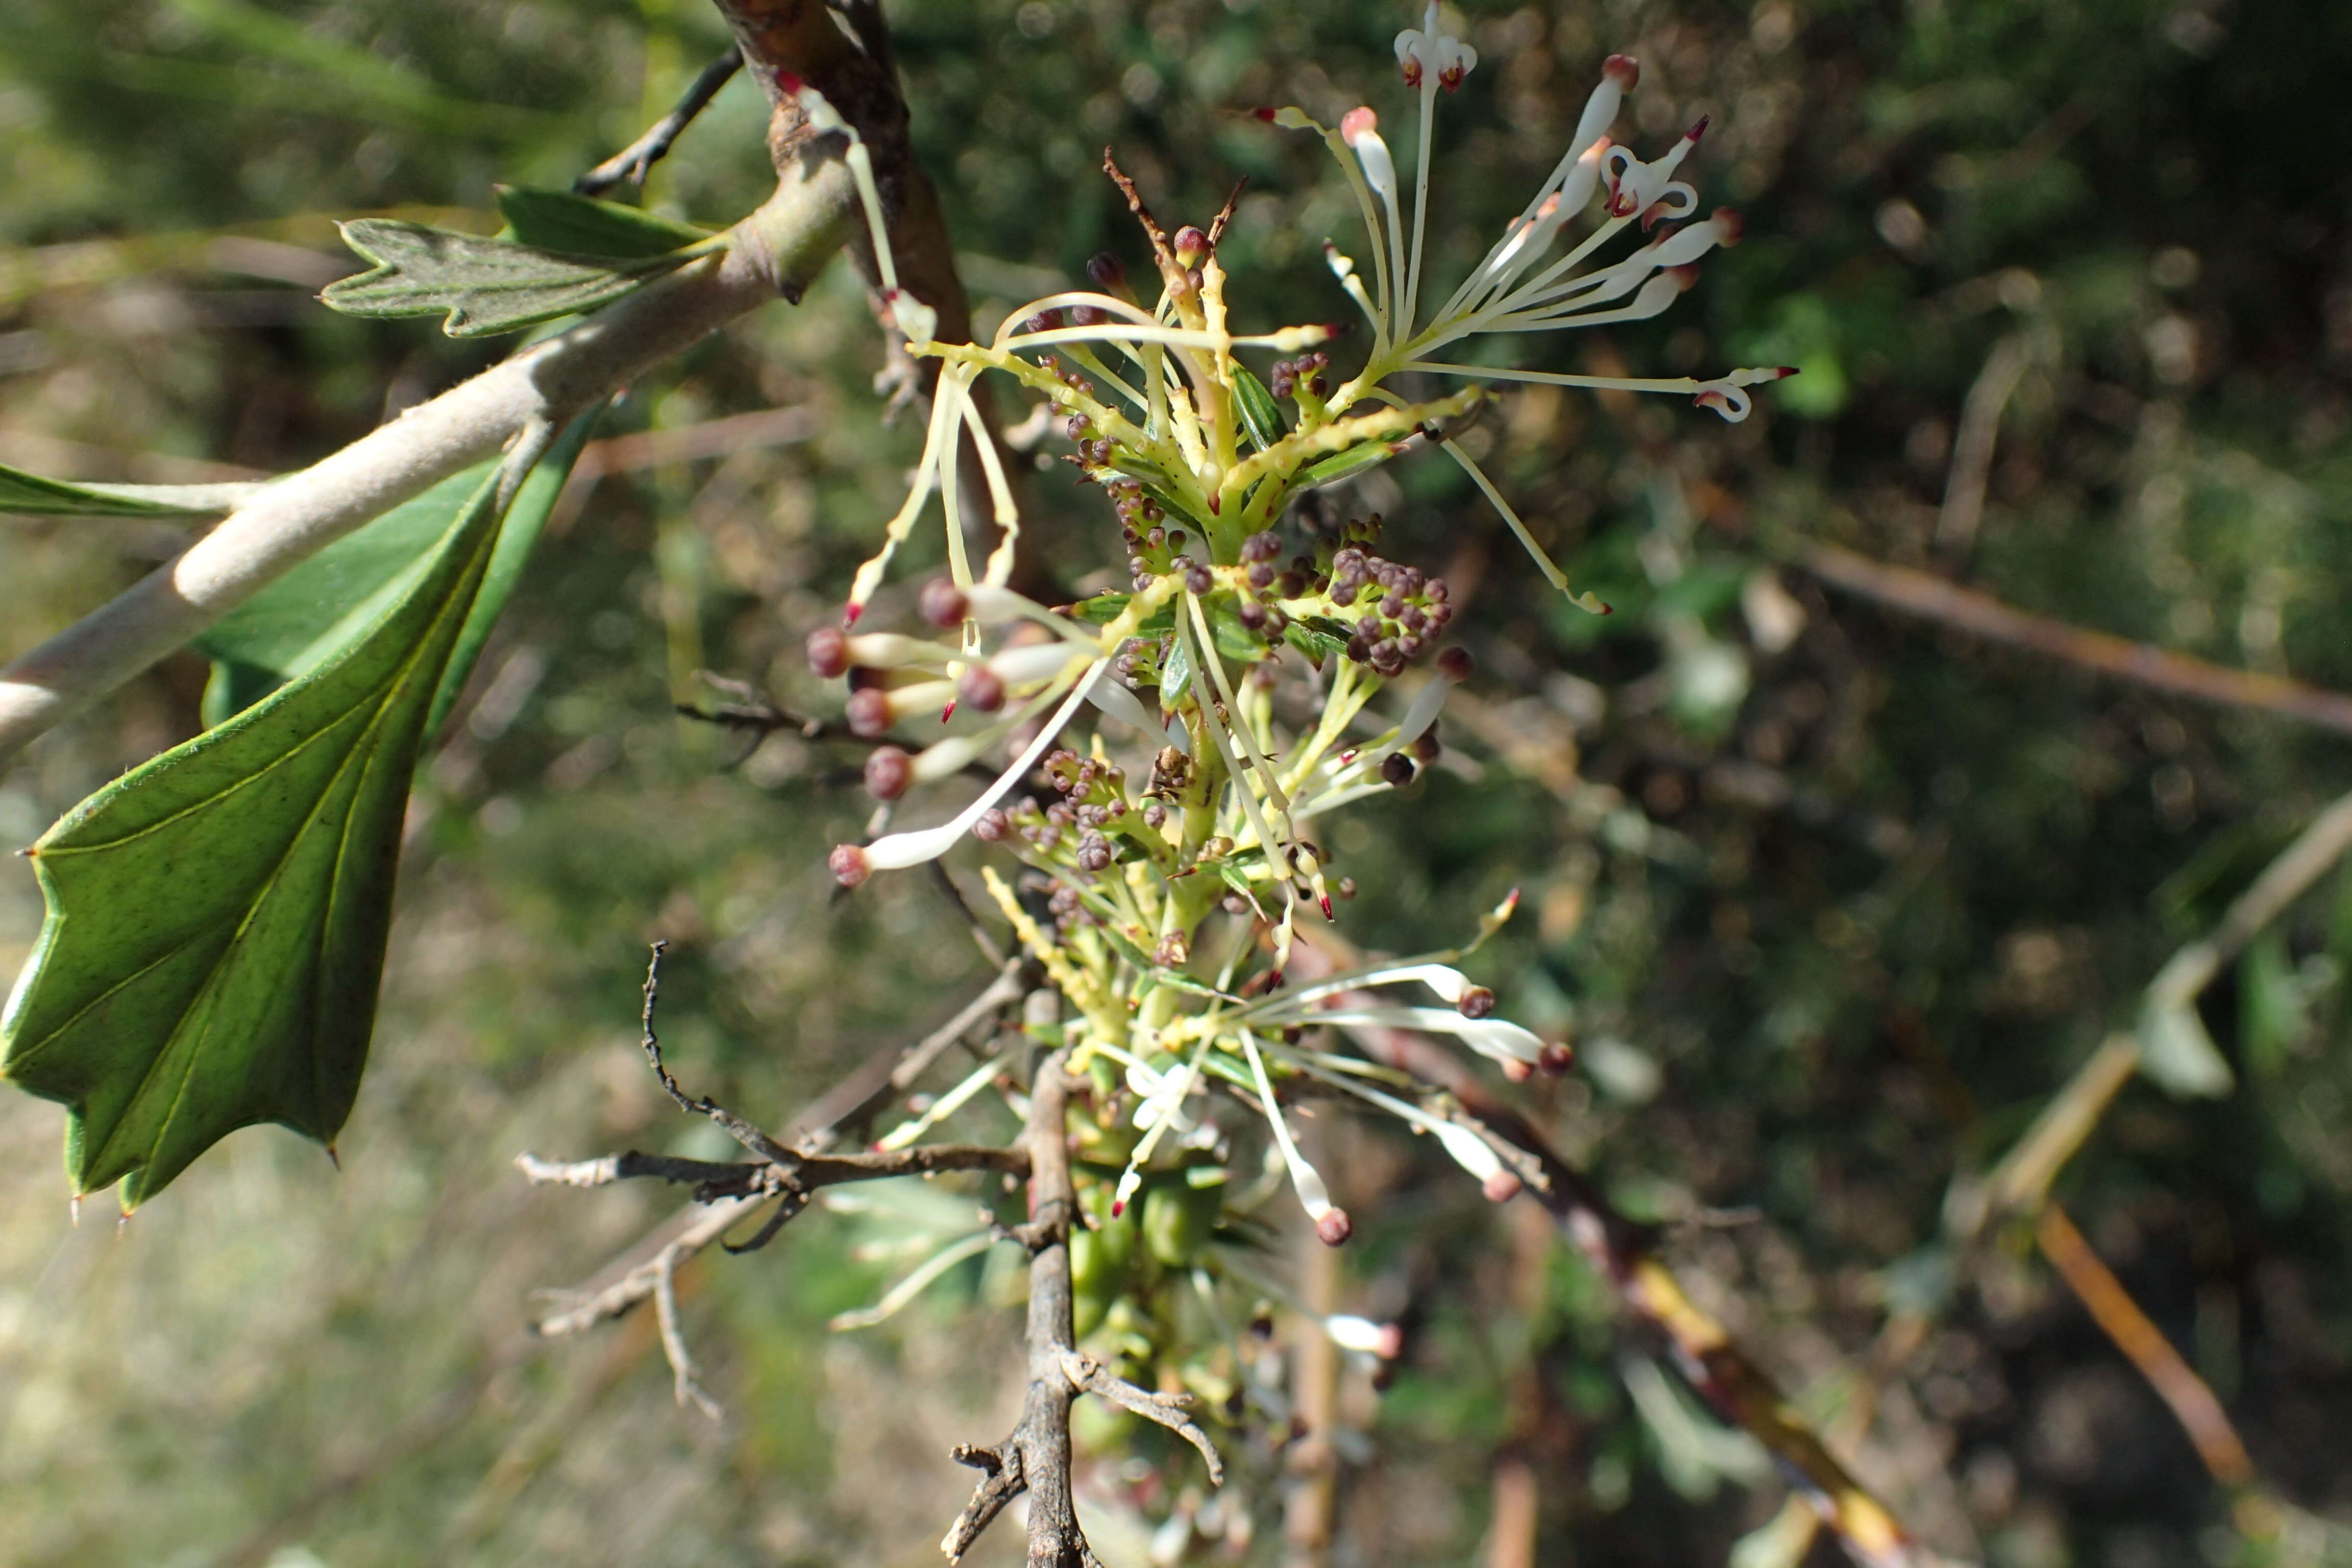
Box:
<box><xmin>1933</xmin><ymin>334</ymin><xmax>2030</xmax><ymax>557</ymax></box>
<box><xmin>575</xmin><ymin>46</ymin><xmax>745</xmax><ymax>197</ymax></box>
<box><xmin>2035</xmin><ymin>1204</ymin><xmax>2256</xmax><ymax>1488</ymax></box>
<box><xmin>527</xmin><ymin>964</ymin><xmax>1026</xmax><ymax>1337</ymax></box>
<box><xmin>1059</xmin><ymin>1348</ymin><xmax>1223</xmax><ymax>1484</ymax></box>
<box><xmin>1797</xmin><ymin>541</ymin><xmax>2352</xmax><ymax>738</ymax></box>
<box><xmin>942</xmin><ymin>1047</ymin><xmax>1101</xmax><ymax>1568</ymax></box>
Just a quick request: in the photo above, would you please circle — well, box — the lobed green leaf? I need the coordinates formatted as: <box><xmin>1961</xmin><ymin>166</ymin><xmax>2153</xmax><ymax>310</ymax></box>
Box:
<box><xmin>322</xmin><ymin>219</ymin><xmax>694</xmax><ymax>338</ymax></box>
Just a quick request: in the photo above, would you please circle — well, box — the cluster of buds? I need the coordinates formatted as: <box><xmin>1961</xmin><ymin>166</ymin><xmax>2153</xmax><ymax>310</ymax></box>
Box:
<box><xmin>1265</xmin><ymin>352</ymin><xmax>1331</xmax><ymax>401</ymax></box>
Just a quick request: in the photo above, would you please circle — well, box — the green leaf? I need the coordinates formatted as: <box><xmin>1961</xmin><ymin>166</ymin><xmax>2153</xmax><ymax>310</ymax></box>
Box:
<box><xmin>323</xmin><ymin>219</ymin><xmax>694</xmax><ymax>338</ymax></box>
<box><xmin>194</xmin><ymin>409</ymin><xmax>599</xmax><ymax>723</ymax></box>
<box><xmin>1072</xmin><ymin>593</ymin><xmax>1132</xmax><ymax>626</ymax></box>
<box><xmin>1206</xmin><ymin>601</ymin><xmax>1262</xmax><ymax>664</ymax></box>
<box><xmin>494</xmin><ymin>185</ymin><xmax>709</xmax><ymax>259</ymax></box>
<box><xmin>1297</xmin><ymin>440</ymin><xmax>1407</xmax><ymax>489</ymax></box>
<box><xmin>0</xmin><ymin>464</ymin><xmax>517</xmax><ymax>1206</ymax></box>
<box><xmin>0</xmin><ymin>460</ymin><xmax>264</xmax><ymax>518</ymax></box>
<box><xmin>1232</xmin><ymin>365</ymin><xmax>1286</xmax><ymax>452</ymax></box>
<box><xmin>1284</xmin><ymin>614</ymin><xmax>1352</xmax><ymax>666</ymax></box>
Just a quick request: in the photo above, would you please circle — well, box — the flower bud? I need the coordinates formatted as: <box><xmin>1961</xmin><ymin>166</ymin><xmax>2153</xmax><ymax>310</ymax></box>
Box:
<box><xmin>1086</xmin><ymin>251</ymin><xmax>1128</xmax><ymax>293</ymax></box>
<box><xmin>828</xmin><ymin>844</ymin><xmax>872</xmax><ymax>888</ymax></box>
<box><xmin>1602</xmin><ymin>53</ymin><xmax>1639</xmax><ymax>90</ymax></box>
<box><xmin>1173</xmin><ymin>225</ymin><xmax>1209</xmax><ymax>264</ymax></box>
<box><xmin>1538</xmin><ymin>1042</ymin><xmax>1575</xmax><ymax>1075</ymax></box>
<box><xmin>1482</xmin><ymin>1170</ymin><xmax>1524</xmax><ymax>1204</ymax></box>
<box><xmin>806</xmin><ymin>625</ymin><xmax>851</xmax><ymax>679</ymax></box>
<box><xmin>958</xmin><ymin>665</ymin><xmax>1007</xmax><ymax>713</ymax></box>
<box><xmin>1380</xmin><ymin>752</ymin><xmax>1415</xmax><ymax>787</ymax></box>
<box><xmin>1436</xmin><ymin>645</ymin><xmax>1475</xmax><ymax>682</ymax></box>
<box><xmin>863</xmin><ymin>746</ymin><xmax>914</xmax><ymax>800</ymax></box>
<box><xmin>919</xmin><ymin>578</ymin><xmax>969</xmax><ymax>627</ymax></box>
<box><xmin>972</xmin><ymin>808</ymin><xmax>1009</xmax><ymax>842</ymax></box>
<box><xmin>845</xmin><ymin>687</ymin><xmax>893</xmax><ymax>738</ymax></box>
<box><xmin>1457</xmin><ymin>985</ymin><xmax>1497</xmax><ymax>1019</ymax></box>
<box><xmin>1315</xmin><ymin>1208</ymin><xmax>1354</xmax><ymax>1246</ymax></box>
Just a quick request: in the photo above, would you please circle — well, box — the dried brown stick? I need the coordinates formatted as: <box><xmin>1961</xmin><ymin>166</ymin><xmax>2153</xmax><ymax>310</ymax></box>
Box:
<box><xmin>575</xmin><ymin>46</ymin><xmax>745</xmax><ymax>197</ymax></box>
<box><xmin>1933</xmin><ymin>333</ymin><xmax>2030</xmax><ymax>556</ymax></box>
<box><xmin>528</xmin><ymin>964</ymin><xmax>1025</xmax><ymax>1337</ymax></box>
<box><xmin>942</xmin><ymin>1048</ymin><xmax>1101</xmax><ymax>1568</ymax></box>
<box><xmin>1059</xmin><ymin>1348</ymin><xmax>1223</xmax><ymax>1483</ymax></box>
<box><xmin>2035</xmin><ymin>1204</ymin><xmax>2256</xmax><ymax>1488</ymax></box>
<box><xmin>1797</xmin><ymin>541</ymin><xmax>2352</xmax><ymax>738</ymax></box>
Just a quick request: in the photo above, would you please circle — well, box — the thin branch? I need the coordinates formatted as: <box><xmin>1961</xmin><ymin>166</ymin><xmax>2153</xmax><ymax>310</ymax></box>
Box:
<box><xmin>575</xmin><ymin>46</ymin><xmax>745</xmax><ymax>197</ymax></box>
<box><xmin>527</xmin><ymin>966</ymin><xmax>1026</xmax><ymax>1336</ymax></box>
<box><xmin>1971</xmin><ymin>786</ymin><xmax>2352</xmax><ymax>1232</ymax></box>
<box><xmin>1797</xmin><ymin>541</ymin><xmax>2352</xmax><ymax>738</ymax></box>
<box><xmin>2036</xmin><ymin>1204</ymin><xmax>2256</xmax><ymax>1488</ymax></box>
<box><xmin>654</xmin><ymin>1245</ymin><xmax>725</xmax><ymax>1419</ymax></box>
<box><xmin>1059</xmin><ymin>1348</ymin><xmax>1223</xmax><ymax>1483</ymax></box>
<box><xmin>638</xmin><ymin>940</ymin><xmax>798</xmax><ymax>1165</ymax></box>
<box><xmin>1933</xmin><ymin>333</ymin><xmax>2030</xmax><ymax>557</ymax></box>
<box><xmin>941</xmin><ymin>1046</ymin><xmax>1101</xmax><ymax>1568</ymax></box>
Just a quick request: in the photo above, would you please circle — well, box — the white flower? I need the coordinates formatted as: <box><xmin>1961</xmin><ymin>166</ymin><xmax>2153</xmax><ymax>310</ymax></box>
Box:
<box><xmin>1394</xmin><ymin>3</ymin><xmax>1477</xmax><ymax>93</ymax></box>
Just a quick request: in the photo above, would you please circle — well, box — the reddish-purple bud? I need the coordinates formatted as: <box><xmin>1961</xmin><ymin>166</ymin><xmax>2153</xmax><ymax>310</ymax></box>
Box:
<box><xmin>1087</xmin><ymin>251</ymin><xmax>1128</xmax><ymax>292</ymax></box>
<box><xmin>1538</xmin><ymin>1042</ymin><xmax>1576</xmax><ymax>1076</ymax></box>
<box><xmin>959</xmin><ymin>665</ymin><xmax>1007</xmax><ymax>713</ymax></box>
<box><xmin>1500</xmin><ymin>1058</ymin><xmax>1534</xmax><ymax>1083</ymax></box>
<box><xmin>828</xmin><ymin>844</ymin><xmax>872</xmax><ymax>888</ymax></box>
<box><xmin>1457</xmin><ymin>986</ymin><xmax>1496</xmax><ymax>1019</ymax></box>
<box><xmin>806</xmin><ymin>625</ymin><xmax>851</xmax><ymax>679</ymax></box>
<box><xmin>845</xmin><ymin>687</ymin><xmax>893</xmax><ymax>738</ymax></box>
<box><xmin>1380</xmin><ymin>753</ymin><xmax>1415</xmax><ymax>787</ymax></box>
<box><xmin>972</xmin><ymin>808</ymin><xmax>1009</xmax><ymax>842</ymax></box>
<box><xmin>1173</xmin><ymin>225</ymin><xmax>1209</xmax><ymax>263</ymax></box>
<box><xmin>919</xmin><ymin>578</ymin><xmax>969</xmax><ymax>627</ymax></box>
<box><xmin>1482</xmin><ymin>1170</ymin><xmax>1525</xmax><ymax>1204</ymax></box>
<box><xmin>1315</xmin><ymin>1208</ymin><xmax>1354</xmax><ymax>1246</ymax></box>
<box><xmin>1602</xmin><ymin>54</ymin><xmax>1639</xmax><ymax>90</ymax></box>
<box><xmin>863</xmin><ymin>746</ymin><xmax>913</xmax><ymax>800</ymax></box>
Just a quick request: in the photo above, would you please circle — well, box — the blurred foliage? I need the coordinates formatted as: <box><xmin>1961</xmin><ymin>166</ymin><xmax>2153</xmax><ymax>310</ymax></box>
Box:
<box><xmin>2</xmin><ymin>1</ymin><xmax>2350</xmax><ymax>1566</ymax></box>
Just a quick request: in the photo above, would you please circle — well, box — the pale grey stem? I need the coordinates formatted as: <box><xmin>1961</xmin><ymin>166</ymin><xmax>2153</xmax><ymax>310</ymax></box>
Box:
<box><xmin>0</xmin><ymin>163</ymin><xmax>856</xmax><ymax>773</ymax></box>
<box><xmin>654</xmin><ymin>1243</ymin><xmax>725</xmax><ymax>1420</ymax></box>
<box><xmin>1059</xmin><ymin>1348</ymin><xmax>1223</xmax><ymax>1483</ymax></box>
<box><xmin>1933</xmin><ymin>333</ymin><xmax>2030</xmax><ymax>556</ymax></box>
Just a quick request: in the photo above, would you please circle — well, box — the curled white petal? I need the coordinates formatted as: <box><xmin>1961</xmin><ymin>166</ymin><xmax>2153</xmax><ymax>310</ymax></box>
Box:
<box><xmin>863</xmin><ymin>662</ymin><xmax>1106</xmax><ymax>870</ymax></box>
<box><xmin>1296</xmin><ymin>1004</ymin><xmax>1543</xmax><ymax>1065</ymax></box>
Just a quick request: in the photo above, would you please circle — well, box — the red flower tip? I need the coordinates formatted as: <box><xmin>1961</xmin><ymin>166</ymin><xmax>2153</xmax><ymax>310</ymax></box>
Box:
<box><xmin>1110</xmin><ymin>1199</ymin><xmax>1126</xmax><ymax>1217</ymax></box>
<box><xmin>1597</xmin><ymin>601</ymin><xmax>1615</xmax><ymax>615</ymax></box>
<box><xmin>1482</xmin><ymin>1170</ymin><xmax>1525</xmax><ymax>1204</ymax></box>
<box><xmin>939</xmin><ymin>700</ymin><xmax>956</xmax><ymax>723</ymax></box>
<box><xmin>1602</xmin><ymin>54</ymin><xmax>1640</xmax><ymax>90</ymax></box>
<box><xmin>1538</xmin><ymin>1042</ymin><xmax>1576</xmax><ymax>1075</ymax></box>
<box><xmin>1339</xmin><ymin>106</ymin><xmax>1379</xmax><ymax>143</ymax></box>
<box><xmin>843</xmin><ymin>601</ymin><xmax>864</xmax><ymax>626</ymax></box>
<box><xmin>1252</xmin><ymin>106</ymin><xmax>1278</xmax><ymax>122</ymax></box>
<box><xmin>828</xmin><ymin>844</ymin><xmax>873</xmax><ymax>889</ymax></box>
<box><xmin>1685</xmin><ymin>114</ymin><xmax>1711</xmax><ymax>142</ymax></box>
<box><xmin>1400</xmin><ymin>58</ymin><xmax>1423</xmax><ymax>88</ymax></box>
<box><xmin>1208</xmin><ymin>494</ymin><xmax>1221</xmax><ymax>514</ymax></box>
<box><xmin>1318</xmin><ymin>893</ymin><xmax>1336</xmax><ymax>921</ymax></box>
<box><xmin>1776</xmin><ymin>365</ymin><xmax>1801</xmax><ymax>379</ymax></box>
<box><xmin>778</xmin><ymin>71</ymin><xmax>805</xmax><ymax>95</ymax></box>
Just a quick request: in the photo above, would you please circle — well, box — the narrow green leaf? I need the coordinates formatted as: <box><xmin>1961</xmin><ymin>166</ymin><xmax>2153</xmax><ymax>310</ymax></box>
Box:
<box><xmin>1284</xmin><ymin>614</ymin><xmax>1351</xmax><ymax>666</ymax></box>
<box><xmin>1232</xmin><ymin>365</ymin><xmax>1286</xmax><ymax>452</ymax></box>
<box><xmin>1072</xmin><ymin>592</ymin><xmax>1132</xmax><ymax>626</ymax></box>
<box><xmin>0</xmin><ymin>465</ymin><xmax>515</xmax><ymax>1206</ymax></box>
<box><xmin>323</xmin><ymin>219</ymin><xmax>692</xmax><ymax>338</ymax></box>
<box><xmin>0</xmin><ymin>461</ymin><xmax>263</xmax><ymax>518</ymax></box>
<box><xmin>1297</xmin><ymin>439</ymin><xmax>1406</xmax><ymax>489</ymax></box>
<box><xmin>494</xmin><ymin>185</ymin><xmax>709</xmax><ymax>259</ymax></box>
<box><xmin>1206</xmin><ymin>602</ymin><xmax>1261</xmax><ymax>664</ymax></box>
<box><xmin>192</xmin><ymin>409</ymin><xmax>600</xmax><ymax>723</ymax></box>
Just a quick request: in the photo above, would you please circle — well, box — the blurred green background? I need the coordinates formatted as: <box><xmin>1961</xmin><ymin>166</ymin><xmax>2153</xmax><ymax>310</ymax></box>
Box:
<box><xmin>4</xmin><ymin>0</ymin><xmax>2351</xmax><ymax>1564</ymax></box>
